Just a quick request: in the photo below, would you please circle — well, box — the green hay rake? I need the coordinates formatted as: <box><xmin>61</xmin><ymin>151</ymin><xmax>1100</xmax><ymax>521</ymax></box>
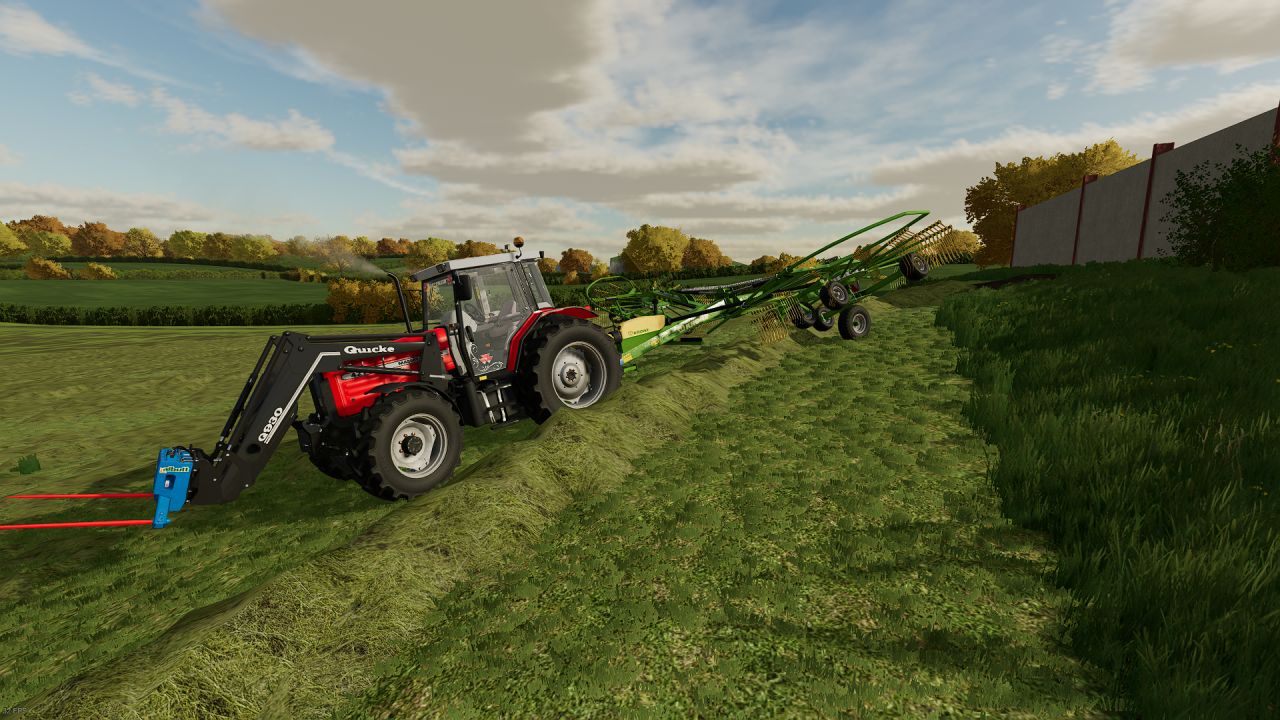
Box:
<box><xmin>589</xmin><ymin>210</ymin><xmax>956</xmax><ymax>363</ymax></box>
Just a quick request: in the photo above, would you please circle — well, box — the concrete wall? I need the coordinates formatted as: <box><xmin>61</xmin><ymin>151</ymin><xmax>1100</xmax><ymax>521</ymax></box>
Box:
<box><xmin>1011</xmin><ymin>187</ymin><xmax>1080</xmax><ymax>266</ymax></box>
<box><xmin>1011</xmin><ymin>104</ymin><xmax>1278</xmax><ymax>266</ymax></box>
<box><xmin>1142</xmin><ymin>107</ymin><xmax>1278</xmax><ymax>259</ymax></box>
<box><xmin>1075</xmin><ymin>160</ymin><xmax>1149</xmax><ymax>263</ymax></box>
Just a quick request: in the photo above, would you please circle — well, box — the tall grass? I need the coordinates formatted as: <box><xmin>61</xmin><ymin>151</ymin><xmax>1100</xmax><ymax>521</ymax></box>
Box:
<box><xmin>935</xmin><ymin>260</ymin><xmax>1280</xmax><ymax>719</ymax></box>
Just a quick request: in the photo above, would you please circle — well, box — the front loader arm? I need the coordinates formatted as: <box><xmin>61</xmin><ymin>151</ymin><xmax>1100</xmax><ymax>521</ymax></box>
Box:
<box><xmin>184</xmin><ymin>332</ymin><xmax>430</xmax><ymax>506</ymax></box>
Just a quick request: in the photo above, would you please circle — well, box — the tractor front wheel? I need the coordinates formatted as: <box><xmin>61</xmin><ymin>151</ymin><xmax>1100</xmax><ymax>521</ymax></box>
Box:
<box><xmin>838</xmin><ymin>304</ymin><xmax>871</xmax><ymax>340</ymax></box>
<box><xmin>357</xmin><ymin>390</ymin><xmax>463</xmax><ymax>500</ymax></box>
<box><xmin>520</xmin><ymin>318</ymin><xmax>622</xmax><ymax>424</ymax></box>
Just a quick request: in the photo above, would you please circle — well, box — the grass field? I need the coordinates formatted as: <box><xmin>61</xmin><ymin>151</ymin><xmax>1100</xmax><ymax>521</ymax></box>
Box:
<box><xmin>0</xmin><ymin>322</ymin><xmax>535</xmax><ymax>710</ymax></box>
<box><xmin>56</xmin><ymin>262</ymin><xmax>272</xmax><ymax>278</ymax></box>
<box><xmin>937</xmin><ymin>261</ymin><xmax>1280</xmax><ymax>718</ymax></box>
<box><xmin>343</xmin><ymin>297</ymin><xmax>1110</xmax><ymax>719</ymax></box>
<box><xmin>6</xmin><ymin>258</ymin><xmax>1269</xmax><ymax>718</ymax></box>
<box><xmin>0</xmin><ymin>277</ymin><xmax>328</xmax><ymax>307</ymax></box>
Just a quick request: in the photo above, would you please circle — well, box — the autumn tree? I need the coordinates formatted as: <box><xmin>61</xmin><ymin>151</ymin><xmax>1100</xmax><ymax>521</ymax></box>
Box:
<box><xmin>284</xmin><ymin>235</ymin><xmax>312</xmax><ymax>256</ymax></box>
<box><xmin>8</xmin><ymin>215</ymin><xmax>70</xmax><ymax>238</ymax></box>
<box><xmin>965</xmin><ymin>139</ymin><xmax>1140</xmax><ymax>266</ymax></box>
<box><xmin>589</xmin><ymin>261</ymin><xmax>609</xmax><ymax>278</ymax></box>
<box><xmin>166</xmin><ymin>230</ymin><xmax>207</xmax><ymax>258</ymax></box>
<box><xmin>121</xmin><ymin>227</ymin><xmax>164</xmax><ymax>257</ymax></box>
<box><xmin>452</xmin><ymin>239</ymin><xmax>502</xmax><ymax>259</ymax></box>
<box><xmin>562</xmin><ymin>270</ymin><xmax>581</xmax><ymax>285</ymax></box>
<box><xmin>405</xmin><ymin>237</ymin><xmax>454</xmax><ymax>270</ymax></box>
<box><xmin>682</xmin><ymin>236</ymin><xmax>731</xmax><ymax>269</ymax></box>
<box><xmin>536</xmin><ymin>257</ymin><xmax>558</xmax><ymax>275</ymax></box>
<box><xmin>748</xmin><ymin>255</ymin><xmax>778</xmax><ymax>273</ymax></box>
<box><xmin>228</xmin><ymin>234</ymin><xmax>275</xmax><ymax>262</ymax></box>
<box><xmin>202</xmin><ymin>232</ymin><xmax>236</xmax><ymax>260</ymax></box>
<box><xmin>376</xmin><ymin>237</ymin><xmax>403</xmax><ymax>256</ymax></box>
<box><xmin>0</xmin><ymin>224</ymin><xmax>25</xmax><ymax>257</ymax></box>
<box><xmin>21</xmin><ymin>230</ymin><xmax>71</xmax><ymax>257</ymax></box>
<box><xmin>352</xmin><ymin>235</ymin><xmax>377</xmax><ymax>257</ymax></box>
<box><xmin>70</xmin><ymin>222</ymin><xmax>125</xmax><ymax>256</ymax></box>
<box><xmin>621</xmin><ymin>224</ymin><xmax>690</xmax><ymax>274</ymax></box>
<box><xmin>559</xmin><ymin>247</ymin><xmax>594</xmax><ymax>274</ymax></box>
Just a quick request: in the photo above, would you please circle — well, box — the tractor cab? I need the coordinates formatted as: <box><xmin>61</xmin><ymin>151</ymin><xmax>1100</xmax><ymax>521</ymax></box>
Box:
<box><xmin>413</xmin><ymin>253</ymin><xmax>554</xmax><ymax>376</ymax></box>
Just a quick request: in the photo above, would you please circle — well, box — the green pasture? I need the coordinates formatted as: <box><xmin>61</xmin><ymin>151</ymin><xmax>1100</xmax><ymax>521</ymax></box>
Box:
<box><xmin>937</xmin><ymin>261</ymin><xmax>1280</xmax><ymax>718</ymax></box>
<box><xmin>345</xmin><ymin>297</ymin><xmax>1110</xmax><ymax>719</ymax></box>
<box><xmin>6</xmin><ymin>258</ymin><xmax>1271</xmax><ymax>718</ymax></box>
<box><xmin>0</xmin><ymin>277</ymin><xmax>328</xmax><ymax>307</ymax></box>
<box><xmin>0</xmin><ymin>322</ymin><xmax>535</xmax><ymax>710</ymax></box>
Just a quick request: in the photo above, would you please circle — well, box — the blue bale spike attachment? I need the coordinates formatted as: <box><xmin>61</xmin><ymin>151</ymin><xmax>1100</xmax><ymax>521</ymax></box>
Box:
<box><xmin>152</xmin><ymin>448</ymin><xmax>194</xmax><ymax>529</ymax></box>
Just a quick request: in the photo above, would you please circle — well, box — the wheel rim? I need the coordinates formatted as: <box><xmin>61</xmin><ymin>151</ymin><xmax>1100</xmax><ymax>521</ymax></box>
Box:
<box><xmin>913</xmin><ymin>255</ymin><xmax>928</xmax><ymax>272</ymax></box>
<box><xmin>851</xmin><ymin>313</ymin><xmax>866</xmax><ymax>334</ymax></box>
<box><xmin>831</xmin><ymin>284</ymin><xmax>847</xmax><ymax>303</ymax></box>
<box><xmin>551</xmin><ymin>340</ymin><xmax>607</xmax><ymax>407</ymax></box>
<box><xmin>391</xmin><ymin>413</ymin><xmax>448</xmax><ymax>479</ymax></box>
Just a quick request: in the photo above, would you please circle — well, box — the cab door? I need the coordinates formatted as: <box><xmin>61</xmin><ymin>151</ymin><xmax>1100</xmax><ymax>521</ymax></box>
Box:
<box><xmin>457</xmin><ymin>264</ymin><xmax>535</xmax><ymax>374</ymax></box>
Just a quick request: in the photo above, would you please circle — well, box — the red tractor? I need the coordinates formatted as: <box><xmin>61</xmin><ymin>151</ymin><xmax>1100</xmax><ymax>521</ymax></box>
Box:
<box><xmin>168</xmin><ymin>241</ymin><xmax>622</xmax><ymax>513</ymax></box>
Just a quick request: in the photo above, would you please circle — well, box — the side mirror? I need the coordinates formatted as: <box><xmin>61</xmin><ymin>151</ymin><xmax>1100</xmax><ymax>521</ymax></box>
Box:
<box><xmin>454</xmin><ymin>274</ymin><xmax>474</xmax><ymax>302</ymax></box>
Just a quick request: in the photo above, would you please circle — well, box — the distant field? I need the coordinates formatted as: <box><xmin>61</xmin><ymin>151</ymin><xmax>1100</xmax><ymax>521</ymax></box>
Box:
<box><xmin>57</xmin><ymin>262</ymin><xmax>267</xmax><ymax>276</ymax></box>
<box><xmin>0</xmin><ymin>278</ymin><xmax>328</xmax><ymax>307</ymax></box>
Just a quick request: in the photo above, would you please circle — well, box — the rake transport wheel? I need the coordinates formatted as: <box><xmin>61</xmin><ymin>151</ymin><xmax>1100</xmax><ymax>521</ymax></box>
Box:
<box><xmin>793</xmin><ymin>305</ymin><xmax>816</xmax><ymax>329</ymax></box>
<box><xmin>356</xmin><ymin>389</ymin><xmax>463</xmax><ymax>500</ymax></box>
<box><xmin>838</xmin><ymin>304</ymin><xmax>871</xmax><ymax>340</ymax></box>
<box><xmin>812</xmin><ymin>308</ymin><xmax>836</xmax><ymax>332</ymax></box>
<box><xmin>819</xmin><ymin>281</ymin><xmax>850</xmax><ymax>311</ymax></box>
<box><xmin>519</xmin><ymin>318</ymin><xmax>622</xmax><ymax>424</ymax></box>
<box><xmin>898</xmin><ymin>252</ymin><xmax>930</xmax><ymax>282</ymax></box>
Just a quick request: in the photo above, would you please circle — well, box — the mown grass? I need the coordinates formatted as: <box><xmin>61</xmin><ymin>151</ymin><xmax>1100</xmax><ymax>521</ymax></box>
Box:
<box><xmin>0</xmin><ymin>322</ymin><xmax>534</xmax><ymax>710</ymax></box>
<box><xmin>935</xmin><ymin>259</ymin><xmax>1280</xmax><ymax>719</ymax></box>
<box><xmin>15</xmin><ymin>316</ymin><xmax>789</xmax><ymax>719</ymax></box>
<box><xmin>340</xmin><ymin>297</ymin><xmax>1111</xmax><ymax>718</ymax></box>
<box><xmin>0</xmin><ymin>277</ymin><xmax>328</xmax><ymax>307</ymax></box>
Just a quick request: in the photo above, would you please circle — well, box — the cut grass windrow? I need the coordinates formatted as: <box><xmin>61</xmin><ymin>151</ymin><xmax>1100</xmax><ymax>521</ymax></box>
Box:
<box><xmin>340</xmin><ymin>298</ymin><xmax>1111</xmax><ymax>719</ymax></box>
<box><xmin>17</xmin><ymin>317</ymin><xmax>793</xmax><ymax>719</ymax></box>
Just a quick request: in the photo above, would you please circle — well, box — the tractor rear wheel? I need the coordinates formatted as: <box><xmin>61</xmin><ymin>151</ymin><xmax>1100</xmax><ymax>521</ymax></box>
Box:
<box><xmin>838</xmin><ymin>304</ymin><xmax>871</xmax><ymax>340</ymax></box>
<box><xmin>899</xmin><ymin>252</ymin><xmax>930</xmax><ymax>281</ymax></box>
<box><xmin>519</xmin><ymin>318</ymin><xmax>622</xmax><ymax>424</ymax></box>
<box><xmin>356</xmin><ymin>389</ymin><xmax>463</xmax><ymax>500</ymax></box>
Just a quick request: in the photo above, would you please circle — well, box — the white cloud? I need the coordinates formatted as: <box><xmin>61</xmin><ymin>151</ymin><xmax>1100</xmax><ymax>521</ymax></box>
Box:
<box><xmin>0</xmin><ymin>4</ymin><xmax>175</xmax><ymax>84</ymax></box>
<box><xmin>614</xmin><ymin>187</ymin><xmax>921</xmax><ymax>224</ymax></box>
<box><xmin>869</xmin><ymin>83</ymin><xmax>1280</xmax><ymax>225</ymax></box>
<box><xmin>1046</xmin><ymin>82</ymin><xmax>1068</xmax><ymax>100</ymax></box>
<box><xmin>67</xmin><ymin>73</ymin><xmax>141</xmax><ymax>107</ymax></box>
<box><xmin>0</xmin><ymin>4</ymin><xmax>96</xmax><ymax>57</ymax></box>
<box><xmin>0</xmin><ymin>144</ymin><xmax>18</xmax><ymax>166</ymax></box>
<box><xmin>206</xmin><ymin>0</ymin><xmax>611</xmax><ymax>154</ymax></box>
<box><xmin>0</xmin><ymin>181</ymin><xmax>217</xmax><ymax>235</ymax></box>
<box><xmin>1090</xmin><ymin>0</ymin><xmax>1280</xmax><ymax>93</ymax></box>
<box><xmin>150</xmin><ymin>89</ymin><xmax>334</xmax><ymax>151</ymax></box>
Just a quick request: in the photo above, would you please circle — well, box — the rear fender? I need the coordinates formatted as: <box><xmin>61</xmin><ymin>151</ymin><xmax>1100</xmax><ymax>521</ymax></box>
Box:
<box><xmin>506</xmin><ymin>307</ymin><xmax>597</xmax><ymax>371</ymax></box>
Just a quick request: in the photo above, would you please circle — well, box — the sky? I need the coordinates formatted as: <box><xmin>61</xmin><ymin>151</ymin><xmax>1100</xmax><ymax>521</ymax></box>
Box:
<box><xmin>0</xmin><ymin>0</ymin><xmax>1278</xmax><ymax>262</ymax></box>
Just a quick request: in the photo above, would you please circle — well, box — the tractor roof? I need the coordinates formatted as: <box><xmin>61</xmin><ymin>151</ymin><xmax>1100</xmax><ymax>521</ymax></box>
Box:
<box><xmin>409</xmin><ymin>252</ymin><xmax>535</xmax><ymax>282</ymax></box>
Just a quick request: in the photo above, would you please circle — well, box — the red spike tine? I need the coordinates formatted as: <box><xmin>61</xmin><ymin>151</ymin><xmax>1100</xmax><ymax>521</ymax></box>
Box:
<box><xmin>0</xmin><ymin>519</ymin><xmax>153</xmax><ymax>530</ymax></box>
<box><xmin>6</xmin><ymin>493</ymin><xmax>152</xmax><ymax>499</ymax></box>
